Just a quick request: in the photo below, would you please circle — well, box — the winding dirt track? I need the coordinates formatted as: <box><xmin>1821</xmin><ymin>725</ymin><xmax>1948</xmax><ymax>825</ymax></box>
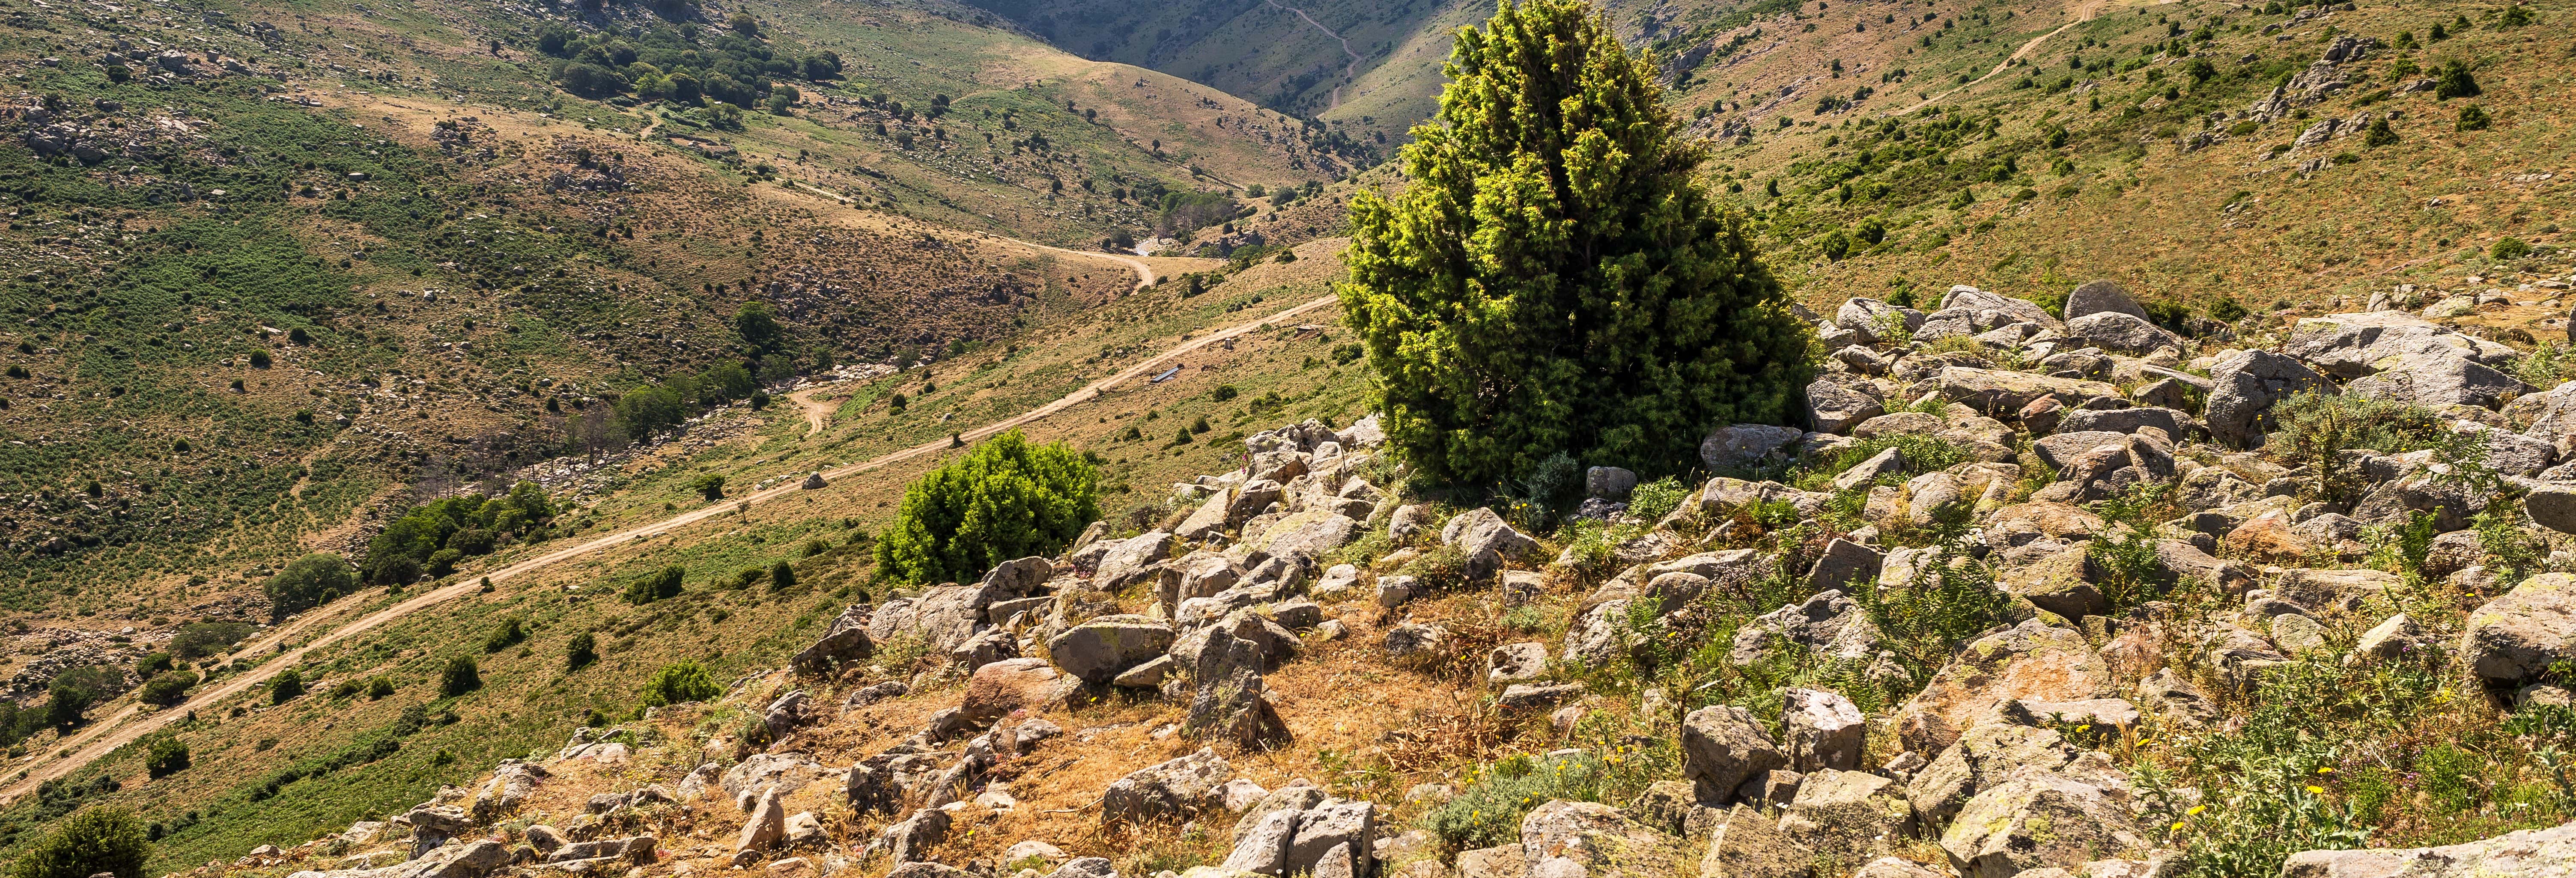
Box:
<box><xmin>0</xmin><ymin>291</ymin><xmax>1340</xmax><ymax>805</ymax></box>
<box><xmin>1888</xmin><ymin>0</ymin><xmax>2111</xmax><ymax>116</ymax></box>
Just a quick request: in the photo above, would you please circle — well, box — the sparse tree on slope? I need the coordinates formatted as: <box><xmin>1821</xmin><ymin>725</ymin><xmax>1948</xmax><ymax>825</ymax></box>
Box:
<box><xmin>1338</xmin><ymin>0</ymin><xmax>1810</xmax><ymax>487</ymax></box>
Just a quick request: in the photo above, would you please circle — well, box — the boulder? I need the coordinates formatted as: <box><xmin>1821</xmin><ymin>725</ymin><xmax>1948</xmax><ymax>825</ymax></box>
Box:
<box><xmin>1681</xmin><ymin>705</ymin><xmax>1787</xmax><ymax>804</ymax></box>
<box><xmin>1730</xmin><ymin>590</ymin><xmax>1889</xmax><ymax>668</ymax></box>
<box><xmin>1488</xmin><ymin>642</ymin><xmax>1550</xmax><ymax>685</ymax></box>
<box><xmin>736</xmin><ymin>787</ymin><xmax>786</xmax><ymax>854</ymax></box>
<box><xmin>1942</xmin><ymin>286</ymin><xmax>2064</xmax><ymax>330</ymax></box>
<box><xmin>1384</xmin><ymin>622</ymin><xmax>1450</xmax><ymax>660</ymax></box>
<box><xmin>1778</xmin><ymin>769</ymin><xmax>1914</xmax><ymax>859</ymax></box>
<box><xmin>791</xmin><ymin>606</ymin><xmax>877</xmax><ymax>673</ymax></box>
<box><xmin>1836</xmin><ymin>298</ymin><xmax>1927</xmax><ymax>345</ymax></box>
<box><xmin>1808</xmin><ymin>379</ymin><xmax>1885</xmax><ymax>435</ymax></box>
<box><xmin>1936</xmin><ymin>367</ymin><xmax>2121</xmax><ymax>417</ymax></box>
<box><xmin>2528</xmin><ymin>486</ymin><xmax>2576</xmax><ymax>535</ymax></box>
<box><xmin>2281</xmin><ymin>818</ymin><xmax>2576</xmax><ymax>878</ymax></box>
<box><xmin>1101</xmin><ymin>748</ymin><xmax>1231</xmax><ymax>824</ymax></box>
<box><xmin>2064</xmin><ymin>312</ymin><xmax>2186</xmax><ymax>355</ymax></box>
<box><xmin>2205</xmin><ymin>349</ymin><xmax>2332</xmax><ymax>447</ymax></box>
<box><xmin>1095</xmin><ymin>531</ymin><xmax>1178</xmax><ymax>591</ymax></box>
<box><xmin>2062</xmin><ymin>280</ymin><xmax>2150</xmax><ymax>322</ymax></box>
<box><xmin>1907</xmin><ymin>714</ymin><xmax>2088</xmax><ymax>831</ymax></box>
<box><xmin>2343</xmin><ymin>352</ymin><xmax>2533</xmax><ymax>410</ymax></box>
<box><xmin>1696</xmin><ymin>804</ymin><xmax>1808</xmax><ymax>878</ymax></box>
<box><xmin>1519</xmin><ymin>801</ymin><xmax>1687</xmax><ymax>877</ymax></box>
<box><xmin>1782</xmin><ymin>688</ymin><xmax>1866</xmax><ymax>773</ymax></box>
<box><xmin>2053</xmin><ymin>406</ymin><xmax>2197</xmax><ymax>438</ymax></box>
<box><xmin>963</xmin><ymin>658</ymin><xmax>1080</xmax><ymax>722</ymax></box>
<box><xmin>1895</xmin><ymin>620</ymin><xmax>2113</xmax><ymax>754</ymax></box>
<box><xmin>1046</xmin><ymin>615</ymin><xmax>1176</xmax><ymax>685</ymax></box>
<box><xmin>1804</xmin><ymin>539</ymin><xmax>1884</xmax><ymax>592</ymax></box>
<box><xmin>1702</xmin><ymin>424</ymin><xmax>1807</xmax><ymax>471</ymax></box>
<box><xmin>2461</xmin><ymin>573</ymin><xmax>2576</xmax><ymax>686</ymax></box>
<box><xmin>1289</xmin><ymin>800</ymin><xmax>1375</xmax><ymax>875</ymax></box>
<box><xmin>1442</xmin><ymin>508</ymin><xmax>1541</xmax><ymax>563</ymax></box>
<box><xmin>1587</xmin><ymin>467</ymin><xmax>1639</xmax><ymax>499</ymax></box>
<box><xmin>2283</xmin><ymin>311</ymin><xmax>2517</xmax><ymax>379</ymax></box>
<box><xmin>1939</xmin><ymin>767</ymin><xmax>2152</xmax><ymax>878</ymax></box>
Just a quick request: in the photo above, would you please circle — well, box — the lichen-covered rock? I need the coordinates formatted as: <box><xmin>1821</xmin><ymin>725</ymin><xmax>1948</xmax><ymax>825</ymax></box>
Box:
<box><xmin>1895</xmin><ymin>620</ymin><xmax>2114</xmax><ymax>754</ymax></box>
<box><xmin>2462</xmin><ymin>573</ymin><xmax>2576</xmax><ymax>685</ymax></box>
<box><xmin>2282</xmin><ymin>820</ymin><xmax>2576</xmax><ymax>878</ymax></box>
<box><xmin>1518</xmin><ymin>801</ymin><xmax>1686</xmax><ymax>878</ymax></box>
<box><xmin>1939</xmin><ymin>767</ymin><xmax>2152</xmax><ymax>878</ymax></box>
<box><xmin>1102</xmin><ymin>748</ymin><xmax>1231</xmax><ymax>824</ymax></box>
<box><xmin>1046</xmin><ymin>615</ymin><xmax>1176</xmax><ymax>685</ymax></box>
<box><xmin>2205</xmin><ymin>349</ymin><xmax>2332</xmax><ymax>447</ymax></box>
<box><xmin>1681</xmin><ymin>705</ymin><xmax>1787</xmax><ymax>804</ymax></box>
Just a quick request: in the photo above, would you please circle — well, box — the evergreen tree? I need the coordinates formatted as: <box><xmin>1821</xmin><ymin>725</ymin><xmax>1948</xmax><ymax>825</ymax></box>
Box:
<box><xmin>874</xmin><ymin>430</ymin><xmax>1098</xmax><ymax>584</ymax></box>
<box><xmin>11</xmin><ymin>807</ymin><xmax>148</xmax><ymax>878</ymax></box>
<box><xmin>1338</xmin><ymin>0</ymin><xmax>1810</xmax><ymax>487</ymax></box>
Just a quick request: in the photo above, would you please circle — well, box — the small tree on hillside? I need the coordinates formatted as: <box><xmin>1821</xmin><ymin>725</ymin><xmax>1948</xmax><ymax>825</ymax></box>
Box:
<box><xmin>440</xmin><ymin>656</ymin><xmax>482</xmax><ymax>697</ymax></box>
<box><xmin>10</xmin><ymin>806</ymin><xmax>148</xmax><ymax>878</ymax></box>
<box><xmin>265</xmin><ymin>553</ymin><xmax>355</xmax><ymax>618</ymax></box>
<box><xmin>641</xmin><ymin>661</ymin><xmax>722</xmax><ymax>707</ymax></box>
<box><xmin>874</xmin><ymin>430</ymin><xmax>1099</xmax><ymax>584</ymax></box>
<box><xmin>271</xmin><ymin>668</ymin><xmax>304</xmax><ymax>705</ymax></box>
<box><xmin>1338</xmin><ymin>0</ymin><xmax>1810</xmax><ymax>487</ymax></box>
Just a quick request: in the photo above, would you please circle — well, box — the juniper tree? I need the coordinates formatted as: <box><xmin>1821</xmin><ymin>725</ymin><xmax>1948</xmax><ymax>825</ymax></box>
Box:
<box><xmin>1338</xmin><ymin>0</ymin><xmax>1810</xmax><ymax>488</ymax></box>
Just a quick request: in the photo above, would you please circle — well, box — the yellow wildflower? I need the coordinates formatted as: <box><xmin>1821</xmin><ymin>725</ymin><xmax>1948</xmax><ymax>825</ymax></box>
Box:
<box><xmin>2305</xmin><ymin>785</ymin><xmax>2326</xmax><ymax>795</ymax></box>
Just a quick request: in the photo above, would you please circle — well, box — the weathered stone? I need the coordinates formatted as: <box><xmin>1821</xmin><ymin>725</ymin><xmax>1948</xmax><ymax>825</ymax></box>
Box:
<box><xmin>2063</xmin><ymin>280</ymin><xmax>2150</xmax><ymax>322</ymax></box>
<box><xmin>2352</xmin><ymin>613</ymin><xmax>2429</xmax><ymax>663</ymax></box>
<box><xmin>1777</xmin><ymin>769</ymin><xmax>1914</xmax><ymax>861</ymax></box>
<box><xmin>1805</xmin><ymin>539</ymin><xmax>1884</xmax><ymax>592</ymax></box>
<box><xmin>1682</xmin><ymin>705</ymin><xmax>1787</xmax><ymax>804</ymax></box>
<box><xmin>1702</xmin><ymin>424</ymin><xmax>1807</xmax><ymax>471</ymax></box>
<box><xmin>1519</xmin><ymin>801</ymin><xmax>1686</xmax><ymax>877</ymax></box>
<box><xmin>1221</xmin><ymin>809</ymin><xmax>1297</xmax><ymax>875</ymax></box>
<box><xmin>1095</xmin><ymin>531</ymin><xmax>1178</xmax><ymax>591</ymax></box>
<box><xmin>2462</xmin><ymin>573</ymin><xmax>2576</xmax><ymax>685</ymax></box>
<box><xmin>2205</xmin><ymin>349</ymin><xmax>2333</xmax><ymax>447</ymax></box>
<box><xmin>1587</xmin><ymin>467</ymin><xmax>1639</xmax><ymax>499</ymax></box>
<box><xmin>1488</xmin><ymin>642</ymin><xmax>1550</xmax><ymax>685</ymax></box>
<box><xmin>2283</xmin><ymin>310</ymin><xmax>2517</xmax><ymax>379</ymax></box>
<box><xmin>1731</xmin><ymin>590</ymin><xmax>1888</xmax><ymax>667</ymax></box>
<box><xmin>2344</xmin><ymin>353</ymin><xmax>2533</xmax><ymax>410</ymax></box>
<box><xmin>791</xmin><ymin>606</ymin><xmax>877</xmax><ymax>673</ymax></box>
<box><xmin>1046</xmin><ymin>615</ymin><xmax>1176</xmax><ymax>685</ymax></box>
<box><xmin>1101</xmin><ymin>748</ymin><xmax>1231</xmax><ymax>824</ymax></box>
<box><xmin>1289</xmin><ymin>799</ymin><xmax>1374</xmax><ymax>875</ymax></box>
<box><xmin>2282</xmin><ymin>821</ymin><xmax>2576</xmax><ymax>878</ymax></box>
<box><xmin>1697</xmin><ymin>804</ymin><xmax>1808</xmax><ymax>878</ymax></box>
<box><xmin>1809</xmin><ymin>379</ymin><xmax>1885</xmax><ymax>435</ymax></box>
<box><xmin>736</xmin><ymin>788</ymin><xmax>786</xmax><ymax>854</ymax></box>
<box><xmin>963</xmin><ymin>658</ymin><xmax>1079</xmax><ymax>722</ymax></box>
<box><xmin>1837</xmin><ymin>298</ymin><xmax>1928</xmax><ymax>345</ymax></box>
<box><xmin>2064</xmin><ymin>312</ymin><xmax>2186</xmax><ymax>355</ymax></box>
<box><xmin>1782</xmin><ymin>688</ymin><xmax>1867</xmax><ymax>773</ymax></box>
<box><xmin>1895</xmin><ymin>620</ymin><xmax>2113</xmax><ymax>754</ymax></box>
<box><xmin>2054</xmin><ymin>406</ymin><xmax>2197</xmax><ymax>438</ymax></box>
<box><xmin>1942</xmin><ymin>286</ymin><xmax>2064</xmax><ymax>330</ymax></box>
<box><xmin>1442</xmin><ymin>508</ymin><xmax>1541</xmax><ymax>563</ymax></box>
<box><xmin>1940</xmin><ymin>768</ymin><xmax>2151</xmax><ymax>878</ymax></box>
<box><xmin>1936</xmin><ymin>367</ymin><xmax>2120</xmax><ymax>417</ymax></box>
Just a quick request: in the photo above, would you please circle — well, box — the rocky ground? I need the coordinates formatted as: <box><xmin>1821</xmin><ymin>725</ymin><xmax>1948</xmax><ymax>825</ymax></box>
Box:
<box><xmin>185</xmin><ymin>277</ymin><xmax>2576</xmax><ymax>878</ymax></box>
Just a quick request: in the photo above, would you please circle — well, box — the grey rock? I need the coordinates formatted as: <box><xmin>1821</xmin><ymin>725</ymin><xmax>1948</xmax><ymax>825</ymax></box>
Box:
<box><xmin>1804</xmin><ymin>538</ymin><xmax>1884</xmax><ymax>592</ymax></box>
<box><xmin>2462</xmin><ymin>573</ymin><xmax>2576</xmax><ymax>685</ymax></box>
<box><xmin>2206</xmin><ymin>349</ymin><xmax>2334</xmax><ymax>447</ymax></box>
<box><xmin>1682</xmin><ymin>705</ymin><xmax>1787</xmax><ymax>804</ymax></box>
<box><xmin>1100</xmin><ymin>747</ymin><xmax>1231</xmax><ymax>824</ymax></box>
<box><xmin>1586</xmin><ymin>467</ymin><xmax>1638</xmax><ymax>499</ymax></box>
<box><xmin>2344</xmin><ymin>353</ymin><xmax>2534</xmax><ymax>410</ymax></box>
<box><xmin>1702</xmin><ymin>424</ymin><xmax>1807</xmax><ymax>470</ymax></box>
<box><xmin>2284</xmin><ymin>311</ymin><xmax>2517</xmax><ymax>379</ymax></box>
<box><xmin>2063</xmin><ymin>280</ymin><xmax>2150</xmax><ymax>322</ymax></box>
<box><xmin>2281</xmin><ymin>819</ymin><xmax>2576</xmax><ymax>878</ymax></box>
<box><xmin>2054</xmin><ymin>406</ymin><xmax>2197</xmax><ymax>438</ymax></box>
<box><xmin>2064</xmin><ymin>312</ymin><xmax>2186</xmax><ymax>355</ymax></box>
<box><xmin>1942</xmin><ymin>286</ymin><xmax>2065</xmax><ymax>330</ymax></box>
<box><xmin>1442</xmin><ymin>508</ymin><xmax>1540</xmax><ymax>563</ymax></box>
<box><xmin>1488</xmin><ymin>642</ymin><xmax>1550</xmax><ymax>685</ymax></box>
<box><xmin>1808</xmin><ymin>379</ymin><xmax>1886</xmax><ymax>435</ymax></box>
<box><xmin>1837</xmin><ymin>298</ymin><xmax>1928</xmax><ymax>345</ymax></box>
<box><xmin>1940</xmin><ymin>767</ymin><xmax>2152</xmax><ymax>878</ymax></box>
<box><xmin>1782</xmin><ymin>688</ymin><xmax>1866</xmax><ymax>773</ymax></box>
<box><xmin>1046</xmin><ymin>615</ymin><xmax>1175</xmax><ymax>686</ymax></box>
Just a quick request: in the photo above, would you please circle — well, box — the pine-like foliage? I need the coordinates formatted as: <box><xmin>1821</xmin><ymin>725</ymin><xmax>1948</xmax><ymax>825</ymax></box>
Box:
<box><xmin>874</xmin><ymin>430</ymin><xmax>1099</xmax><ymax>585</ymax></box>
<box><xmin>1339</xmin><ymin>0</ymin><xmax>1811</xmax><ymax>487</ymax></box>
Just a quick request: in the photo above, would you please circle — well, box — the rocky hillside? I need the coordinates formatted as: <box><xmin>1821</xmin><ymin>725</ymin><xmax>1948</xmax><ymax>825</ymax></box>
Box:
<box><xmin>167</xmin><ymin>273</ymin><xmax>2576</xmax><ymax>878</ymax></box>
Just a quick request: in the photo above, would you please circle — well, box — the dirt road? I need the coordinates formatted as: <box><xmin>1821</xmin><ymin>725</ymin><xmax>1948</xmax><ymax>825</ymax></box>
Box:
<box><xmin>0</xmin><ymin>292</ymin><xmax>1342</xmax><ymax>804</ymax></box>
<box><xmin>789</xmin><ymin>181</ymin><xmax>1167</xmax><ymax>289</ymax></box>
<box><xmin>1888</xmin><ymin>0</ymin><xmax>2110</xmax><ymax>116</ymax></box>
<box><xmin>787</xmin><ymin>388</ymin><xmax>836</xmax><ymax>436</ymax></box>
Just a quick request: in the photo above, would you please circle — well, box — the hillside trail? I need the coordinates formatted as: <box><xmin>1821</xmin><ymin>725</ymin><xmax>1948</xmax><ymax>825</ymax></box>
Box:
<box><xmin>1263</xmin><ymin>0</ymin><xmax>1363</xmax><ymax>110</ymax></box>
<box><xmin>1887</xmin><ymin>0</ymin><xmax>2123</xmax><ymax>116</ymax></box>
<box><xmin>0</xmin><ymin>291</ymin><xmax>1342</xmax><ymax>805</ymax></box>
<box><xmin>787</xmin><ymin>388</ymin><xmax>836</xmax><ymax>436</ymax></box>
<box><xmin>785</xmin><ymin>181</ymin><xmax>1165</xmax><ymax>288</ymax></box>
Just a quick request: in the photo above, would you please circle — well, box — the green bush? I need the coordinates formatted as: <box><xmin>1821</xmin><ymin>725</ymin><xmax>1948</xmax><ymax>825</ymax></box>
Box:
<box><xmin>264</xmin><ymin>553</ymin><xmax>355</xmax><ymax>618</ymax></box>
<box><xmin>134</xmin><ymin>652</ymin><xmax>172</xmax><ymax>677</ymax></box>
<box><xmin>769</xmin><ymin>560</ymin><xmax>797</xmax><ymax>592</ymax></box>
<box><xmin>145</xmin><ymin>736</ymin><xmax>190</xmax><ymax>778</ymax></box>
<box><xmin>691</xmin><ymin>473</ymin><xmax>728</xmax><ymax>501</ymax></box>
<box><xmin>439</xmin><ymin>656</ymin><xmax>482</xmax><ymax>697</ymax></box>
<box><xmin>483</xmin><ymin>617</ymin><xmax>527</xmax><ymax>653</ymax></box>
<box><xmin>875</xmin><ymin>430</ymin><xmax>1099</xmax><ymax>585</ymax></box>
<box><xmin>2267</xmin><ymin>391</ymin><xmax>2452</xmax><ymax>505</ymax></box>
<box><xmin>1626</xmin><ymin>477</ymin><xmax>1692</xmax><ymax>522</ymax></box>
<box><xmin>641</xmin><ymin>661</ymin><xmax>722</xmax><ymax>708</ymax></box>
<box><xmin>566</xmin><ymin>631</ymin><xmax>598</xmax><ymax>670</ymax></box>
<box><xmin>43</xmin><ymin>666</ymin><xmax>122</xmax><ymax>729</ymax></box>
<box><xmin>1338</xmin><ymin>0</ymin><xmax>1809</xmax><ymax>488</ymax></box>
<box><xmin>169</xmin><ymin>621</ymin><xmax>253</xmax><ymax>659</ymax></box>
<box><xmin>9</xmin><ymin>806</ymin><xmax>148</xmax><ymax>878</ymax></box>
<box><xmin>271</xmin><ymin>668</ymin><xmax>304</xmax><ymax>705</ymax></box>
<box><xmin>1422</xmin><ymin>739</ymin><xmax>1677</xmax><ymax>851</ymax></box>
<box><xmin>2493</xmin><ymin>237</ymin><xmax>2533</xmax><ymax>260</ymax></box>
<box><xmin>137</xmin><ymin>671</ymin><xmax>199</xmax><ymax>707</ymax></box>
<box><xmin>2434</xmin><ymin>60</ymin><xmax>2480</xmax><ymax>99</ymax></box>
<box><xmin>364</xmin><ymin>482</ymin><xmax>556</xmax><ymax>583</ymax></box>
<box><xmin>623</xmin><ymin>565</ymin><xmax>686</xmax><ymax>604</ymax></box>
<box><xmin>2456</xmin><ymin>104</ymin><xmax>2492</xmax><ymax>131</ymax></box>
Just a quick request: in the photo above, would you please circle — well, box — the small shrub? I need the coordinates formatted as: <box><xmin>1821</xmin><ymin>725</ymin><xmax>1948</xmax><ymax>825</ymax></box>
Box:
<box><xmin>623</xmin><ymin>565</ymin><xmax>686</xmax><ymax>604</ymax></box>
<box><xmin>138</xmin><ymin>671</ymin><xmax>199</xmax><ymax>707</ymax></box>
<box><xmin>2456</xmin><ymin>104</ymin><xmax>2491</xmax><ymax>131</ymax></box>
<box><xmin>875</xmin><ymin>430</ymin><xmax>1099</xmax><ymax>585</ymax></box>
<box><xmin>146</xmin><ymin>736</ymin><xmax>190</xmax><ymax>778</ymax></box>
<box><xmin>1625</xmin><ymin>477</ymin><xmax>1692</xmax><ymax>522</ymax></box>
<box><xmin>2493</xmin><ymin>237</ymin><xmax>2533</xmax><ymax>260</ymax></box>
<box><xmin>641</xmin><ymin>661</ymin><xmax>722</xmax><ymax>708</ymax></box>
<box><xmin>482</xmin><ymin>617</ymin><xmax>527</xmax><ymax>653</ymax></box>
<box><xmin>438</xmin><ymin>656</ymin><xmax>481</xmax><ymax>697</ymax></box>
<box><xmin>2434</xmin><ymin>61</ymin><xmax>2480</xmax><ymax>99</ymax></box>
<box><xmin>9</xmin><ymin>805</ymin><xmax>149</xmax><ymax>878</ymax></box>
<box><xmin>366</xmin><ymin>677</ymin><xmax>396</xmax><ymax>699</ymax></box>
<box><xmin>271</xmin><ymin>669</ymin><xmax>304</xmax><ymax>705</ymax></box>
<box><xmin>263</xmin><ymin>553</ymin><xmax>355</xmax><ymax>619</ymax></box>
<box><xmin>2362</xmin><ymin>117</ymin><xmax>2399</xmax><ymax>147</ymax></box>
<box><xmin>769</xmin><ymin>560</ymin><xmax>797</xmax><ymax>592</ymax></box>
<box><xmin>566</xmin><ymin>631</ymin><xmax>598</xmax><ymax>670</ymax></box>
